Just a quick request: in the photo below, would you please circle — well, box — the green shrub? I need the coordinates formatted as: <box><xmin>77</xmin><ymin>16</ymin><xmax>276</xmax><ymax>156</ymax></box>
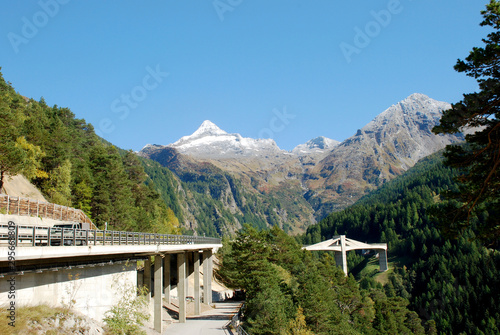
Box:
<box><xmin>103</xmin><ymin>285</ymin><xmax>149</xmax><ymax>335</ymax></box>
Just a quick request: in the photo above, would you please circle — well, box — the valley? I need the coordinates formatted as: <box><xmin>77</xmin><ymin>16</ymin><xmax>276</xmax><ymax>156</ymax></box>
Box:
<box><xmin>139</xmin><ymin>93</ymin><xmax>464</xmax><ymax>235</ymax></box>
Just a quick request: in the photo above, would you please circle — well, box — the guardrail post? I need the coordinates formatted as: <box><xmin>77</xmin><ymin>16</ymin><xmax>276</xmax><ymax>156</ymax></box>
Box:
<box><xmin>32</xmin><ymin>226</ymin><xmax>36</xmax><ymax>246</ymax></box>
<box><xmin>119</xmin><ymin>231</ymin><xmax>122</xmax><ymax>245</ymax></box>
<box><xmin>73</xmin><ymin>229</ymin><xmax>76</xmax><ymax>246</ymax></box>
<box><xmin>47</xmin><ymin>227</ymin><xmax>51</xmax><ymax>246</ymax></box>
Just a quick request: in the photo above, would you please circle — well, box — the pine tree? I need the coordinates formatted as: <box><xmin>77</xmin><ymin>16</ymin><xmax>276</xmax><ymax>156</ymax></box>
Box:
<box><xmin>432</xmin><ymin>0</ymin><xmax>500</xmax><ymax>244</ymax></box>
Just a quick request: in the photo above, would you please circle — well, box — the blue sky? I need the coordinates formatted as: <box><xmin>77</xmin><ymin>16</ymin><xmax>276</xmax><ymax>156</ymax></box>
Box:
<box><xmin>0</xmin><ymin>0</ymin><xmax>488</xmax><ymax>151</ymax></box>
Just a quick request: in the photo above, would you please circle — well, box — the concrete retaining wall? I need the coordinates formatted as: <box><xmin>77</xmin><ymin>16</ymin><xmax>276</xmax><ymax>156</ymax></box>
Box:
<box><xmin>0</xmin><ymin>262</ymin><xmax>137</xmax><ymax>322</ymax></box>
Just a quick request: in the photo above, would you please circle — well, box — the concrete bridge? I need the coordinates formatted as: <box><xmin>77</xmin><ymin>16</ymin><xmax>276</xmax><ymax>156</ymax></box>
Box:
<box><xmin>304</xmin><ymin>235</ymin><xmax>388</xmax><ymax>275</ymax></box>
<box><xmin>0</xmin><ymin>219</ymin><xmax>222</xmax><ymax>333</ymax></box>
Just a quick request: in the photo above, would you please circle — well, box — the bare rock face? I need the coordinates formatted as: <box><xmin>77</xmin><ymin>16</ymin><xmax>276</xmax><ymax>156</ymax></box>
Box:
<box><xmin>140</xmin><ymin>93</ymin><xmax>465</xmax><ymax>232</ymax></box>
<box><xmin>304</xmin><ymin>93</ymin><xmax>464</xmax><ymax>216</ymax></box>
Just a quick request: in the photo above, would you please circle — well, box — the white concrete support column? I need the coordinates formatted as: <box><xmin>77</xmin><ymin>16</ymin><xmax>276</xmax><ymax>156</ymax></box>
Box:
<box><xmin>202</xmin><ymin>249</ymin><xmax>212</xmax><ymax>305</ymax></box>
<box><xmin>144</xmin><ymin>257</ymin><xmax>152</xmax><ymax>300</ymax></box>
<box><xmin>334</xmin><ymin>235</ymin><xmax>348</xmax><ymax>276</ymax></box>
<box><xmin>163</xmin><ymin>254</ymin><xmax>171</xmax><ymax>304</ymax></box>
<box><xmin>177</xmin><ymin>252</ymin><xmax>186</xmax><ymax>323</ymax></box>
<box><xmin>209</xmin><ymin>251</ymin><xmax>213</xmax><ymax>304</ymax></box>
<box><xmin>194</xmin><ymin>251</ymin><xmax>201</xmax><ymax>315</ymax></box>
<box><xmin>202</xmin><ymin>250</ymin><xmax>207</xmax><ymax>304</ymax></box>
<box><xmin>185</xmin><ymin>252</ymin><xmax>189</xmax><ymax>298</ymax></box>
<box><xmin>379</xmin><ymin>249</ymin><xmax>388</xmax><ymax>272</ymax></box>
<box><xmin>154</xmin><ymin>255</ymin><xmax>163</xmax><ymax>333</ymax></box>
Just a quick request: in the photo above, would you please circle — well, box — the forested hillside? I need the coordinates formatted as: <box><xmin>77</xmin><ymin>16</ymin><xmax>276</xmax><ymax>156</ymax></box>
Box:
<box><xmin>0</xmin><ymin>70</ymin><xmax>179</xmax><ymax>234</ymax></box>
<box><xmin>140</xmin><ymin>144</ymin><xmax>315</xmax><ymax>236</ymax></box>
<box><xmin>218</xmin><ymin>226</ymin><xmax>429</xmax><ymax>335</ymax></box>
<box><xmin>303</xmin><ymin>152</ymin><xmax>500</xmax><ymax>334</ymax></box>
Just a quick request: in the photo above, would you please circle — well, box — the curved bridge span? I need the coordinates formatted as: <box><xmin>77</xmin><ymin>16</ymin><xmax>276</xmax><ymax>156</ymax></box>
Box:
<box><xmin>0</xmin><ymin>219</ymin><xmax>222</xmax><ymax>333</ymax></box>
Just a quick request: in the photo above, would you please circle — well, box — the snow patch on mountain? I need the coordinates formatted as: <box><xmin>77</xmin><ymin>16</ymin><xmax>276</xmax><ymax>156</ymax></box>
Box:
<box><xmin>292</xmin><ymin>136</ymin><xmax>340</xmax><ymax>156</ymax></box>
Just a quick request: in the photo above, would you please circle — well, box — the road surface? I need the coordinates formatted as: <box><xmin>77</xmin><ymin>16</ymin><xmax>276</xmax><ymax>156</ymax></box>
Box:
<box><xmin>163</xmin><ymin>301</ymin><xmax>241</xmax><ymax>335</ymax></box>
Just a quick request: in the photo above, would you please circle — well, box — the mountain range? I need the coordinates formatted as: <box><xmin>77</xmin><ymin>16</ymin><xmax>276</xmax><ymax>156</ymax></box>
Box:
<box><xmin>139</xmin><ymin>93</ymin><xmax>465</xmax><ymax>234</ymax></box>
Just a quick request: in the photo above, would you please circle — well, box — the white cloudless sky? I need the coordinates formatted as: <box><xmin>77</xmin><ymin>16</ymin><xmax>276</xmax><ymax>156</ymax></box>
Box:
<box><xmin>0</xmin><ymin>0</ymin><xmax>488</xmax><ymax>151</ymax></box>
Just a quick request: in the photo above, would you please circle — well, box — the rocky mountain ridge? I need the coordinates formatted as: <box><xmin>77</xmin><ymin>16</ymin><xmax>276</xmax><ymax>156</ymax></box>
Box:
<box><xmin>303</xmin><ymin>93</ymin><xmax>464</xmax><ymax>216</ymax></box>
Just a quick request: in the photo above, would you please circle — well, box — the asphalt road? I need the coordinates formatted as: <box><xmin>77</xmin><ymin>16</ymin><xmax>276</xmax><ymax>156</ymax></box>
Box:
<box><xmin>162</xmin><ymin>301</ymin><xmax>242</xmax><ymax>335</ymax></box>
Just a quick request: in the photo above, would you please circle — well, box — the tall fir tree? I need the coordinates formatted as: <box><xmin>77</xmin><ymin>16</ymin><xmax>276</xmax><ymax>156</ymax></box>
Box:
<box><xmin>433</xmin><ymin>0</ymin><xmax>500</xmax><ymax>244</ymax></box>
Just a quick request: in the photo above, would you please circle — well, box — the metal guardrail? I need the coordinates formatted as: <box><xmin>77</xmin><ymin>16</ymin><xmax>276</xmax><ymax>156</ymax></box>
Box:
<box><xmin>226</xmin><ymin>303</ymin><xmax>249</xmax><ymax>335</ymax></box>
<box><xmin>0</xmin><ymin>222</ymin><xmax>221</xmax><ymax>247</ymax></box>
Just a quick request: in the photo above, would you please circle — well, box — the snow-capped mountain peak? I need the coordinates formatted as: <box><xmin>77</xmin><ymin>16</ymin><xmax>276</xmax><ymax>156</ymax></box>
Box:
<box><xmin>192</xmin><ymin>120</ymin><xmax>227</xmax><ymax>137</ymax></box>
<box><xmin>168</xmin><ymin>120</ymin><xmax>283</xmax><ymax>159</ymax></box>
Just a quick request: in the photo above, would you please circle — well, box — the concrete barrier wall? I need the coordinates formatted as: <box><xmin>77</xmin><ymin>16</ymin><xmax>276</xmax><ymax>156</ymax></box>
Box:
<box><xmin>0</xmin><ymin>262</ymin><xmax>137</xmax><ymax>321</ymax></box>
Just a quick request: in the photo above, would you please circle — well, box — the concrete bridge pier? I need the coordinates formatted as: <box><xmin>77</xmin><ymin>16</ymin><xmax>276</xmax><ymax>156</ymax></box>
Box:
<box><xmin>144</xmin><ymin>257</ymin><xmax>151</xmax><ymax>300</ymax></box>
<box><xmin>333</xmin><ymin>235</ymin><xmax>348</xmax><ymax>275</ymax></box>
<box><xmin>145</xmin><ymin>248</ymin><xmax>215</xmax><ymax>332</ymax></box>
<box><xmin>203</xmin><ymin>249</ymin><xmax>213</xmax><ymax>305</ymax></box>
<box><xmin>163</xmin><ymin>254</ymin><xmax>170</xmax><ymax>305</ymax></box>
<box><xmin>154</xmin><ymin>254</ymin><xmax>163</xmax><ymax>332</ymax></box>
<box><xmin>177</xmin><ymin>252</ymin><xmax>186</xmax><ymax>324</ymax></box>
<box><xmin>379</xmin><ymin>249</ymin><xmax>388</xmax><ymax>272</ymax></box>
<box><xmin>194</xmin><ymin>251</ymin><xmax>201</xmax><ymax>315</ymax></box>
